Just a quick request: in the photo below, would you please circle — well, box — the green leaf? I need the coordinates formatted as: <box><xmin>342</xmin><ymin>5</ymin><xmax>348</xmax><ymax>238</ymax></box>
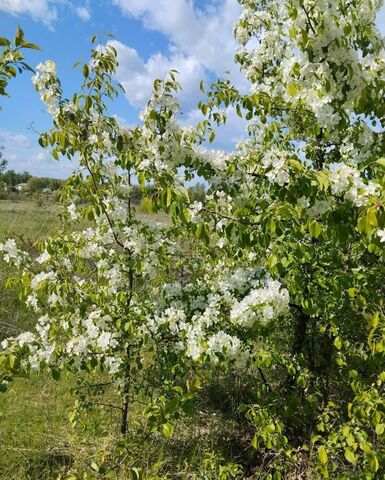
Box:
<box><xmin>116</xmin><ymin>135</ymin><xmax>124</xmax><ymax>152</ymax></box>
<box><xmin>20</xmin><ymin>42</ymin><xmax>40</xmax><ymax>51</ymax></box>
<box><xmin>288</xmin><ymin>159</ymin><xmax>304</xmax><ymax>172</ymax></box>
<box><xmin>318</xmin><ymin>446</ymin><xmax>328</xmax><ymax>465</ymax></box>
<box><xmin>166</xmin><ymin>187</ymin><xmax>172</xmax><ymax>207</ymax></box>
<box><xmin>344</xmin><ymin>448</ymin><xmax>356</xmax><ymax>463</ymax></box>
<box><xmin>91</xmin><ymin>462</ymin><xmax>99</xmax><ymax>472</ymax></box>
<box><xmin>82</xmin><ymin>64</ymin><xmax>89</xmax><ymax>78</ymax></box>
<box><xmin>347</xmin><ymin>288</ymin><xmax>357</xmax><ymax>298</ymax></box>
<box><xmin>316</xmin><ymin>171</ymin><xmax>329</xmax><ymax>191</ymax></box>
<box><xmin>309</xmin><ymin>220</ymin><xmax>322</xmax><ymax>239</ymax></box>
<box><xmin>287</xmin><ymin>83</ymin><xmax>299</xmax><ymax>96</ymax></box>
<box><xmin>368</xmin><ymin>453</ymin><xmax>379</xmax><ymax>473</ymax></box>
<box><xmin>333</xmin><ymin>337</ymin><xmax>342</xmax><ymax>350</ymax></box>
<box><xmin>9</xmin><ymin>355</ymin><xmax>15</xmax><ymax>369</ymax></box>
<box><xmin>375</xmin><ymin>423</ymin><xmax>385</xmax><ymax>435</ymax></box>
<box><xmin>182</xmin><ymin>398</ymin><xmax>194</xmax><ymax>415</ymax></box>
<box><xmin>15</xmin><ymin>26</ymin><xmax>24</xmax><ymax>47</ymax></box>
<box><xmin>165</xmin><ymin>398</ymin><xmax>179</xmax><ymax>415</ymax></box>
<box><xmin>105</xmin><ymin>472</ymin><xmax>116</xmax><ymax>479</ymax></box>
<box><xmin>161</xmin><ymin>422</ymin><xmax>174</xmax><ymax>438</ymax></box>
<box><xmin>376</xmin><ymin>158</ymin><xmax>385</xmax><ymax>167</ymax></box>
<box><xmin>51</xmin><ymin>369</ymin><xmax>61</xmax><ymax>381</ymax></box>
<box><xmin>130</xmin><ymin>467</ymin><xmax>141</xmax><ymax>480</ymax></box>
<box><xmin>367</xmin><ymin>207</ymin><xmax>378</xmax><ymax>227</ymax></box>
<box><xmin>0</xmin><ymin>37</ymin><xmax>11</xmax><ymax>47</ymax></box>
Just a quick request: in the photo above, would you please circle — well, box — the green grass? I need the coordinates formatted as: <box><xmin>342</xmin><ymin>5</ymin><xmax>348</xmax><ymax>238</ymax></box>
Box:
<box><xmin>0</xmin><ymin>199</ymin><xmax>60</xmax><ymax>241</ymax></box>
<box><xmin>0</xmin><ymin>372</ymin><xmax>248</xmax><ymax>479</ymax></box>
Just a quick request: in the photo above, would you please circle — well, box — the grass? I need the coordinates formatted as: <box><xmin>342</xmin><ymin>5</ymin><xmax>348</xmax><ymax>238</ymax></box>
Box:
<box><xmin>0</xmin><ymin>199</ymin><xmax>248</xmax><ymax>480</ymax></box>
<box><xmin>0</xmin><ymin>199</ymin><xmax>60</xmax><ymax>241</ymax></box>
<box><xmin>0</xmin><ymin>371</ymin><xmax>249</xmax><ymax>479</ymax></box>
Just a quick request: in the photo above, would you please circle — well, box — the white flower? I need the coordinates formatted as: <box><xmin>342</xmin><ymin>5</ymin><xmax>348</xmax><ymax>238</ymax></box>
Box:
<box><xmin>31</xmin><ymin>271</ymin><xmax>57</xmax><ymax>290</ymax></box>
<box><xmin>26</xmin><ymin>294</ymin><xmax>39</xmax><ymax>311</ymax></box>
<box><xmin>230</xmin><ymin>277</ymin><xmax>289</xmax><ymax>327</ymax></box>
<box><xmin>377</xmin><ymin>229</ymin><xmax>385</xmax><ymax>243</ymax></box>
<box><xmin>0</xmin><ymin>238</ymin><xmax>24</xmax><ymax>266</ymax></box>
<box><xmin>97</xmin><ymin>331</ymin><xmax>117</xmax><ymax>350</ymax></box>
<box><xmin>261</xmin><ymin>149</ymin><xmax>290</xmax><ymax>186</ymax></box>
<box><xmin>66</xmin><ymin>335</ymin><xmax>88</xmax><ymax>355</ymax></box>
<box><xmin>105</xmin><ymin>356</ymin><xmax>122</xmax><ymax>374</ymax></box>
<box><xmin>16</xmin><ymin>331</ymin><xmax>35</xmax><ymax>347</ymax></box>
<box><xmin>89</xmin><ymin>134</ymin><xmax>98</xmax><ymax>145</ymax></box>
<box><xmin>190</xmin><ymin>201</ymin><xmax>204</xmax><ymax>223</ymax></box>
<box><xmin>67</xmin><ymin>203</ymin><xmax>79</xmax><ymax>220</ymax></box>
<box><xmin>37</xmin><ymin>60</ymin><xmax>56</xmax><ymax>75</ymax></box>
<box><xmin>36</xmin><ymin>251</ymin><xmax>51</xmax><ymax>264</ymax></box>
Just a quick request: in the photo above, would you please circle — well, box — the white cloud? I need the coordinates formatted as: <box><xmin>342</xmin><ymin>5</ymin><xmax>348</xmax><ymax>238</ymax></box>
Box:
<box><xmin>0</xmin><ymin>0</ymin><xmax>57</xmax><ymax>24</ymax></box>
<box><xmin>75</xmin><ymin>5</ymin><xmax>91</xmax><ymax>21</ymax></box>
<box><xmin>110</xmin><ymin>0</ymin><xmax>246</xmax><ymax>150</ymax></box>
<box><xmin>112</xmin><ymin>0</ymin><xmax>243</xmax><ymax>80</ymax></box>
<box><xmin>0</xmin><ymin>0</ymin><xmax>93</xmax><ymax>25</ymax></box>
<box><xmin>0</xmin><ymin>130</ymin><xmax>75</xmax><ymax>178</ymax></box>
<box><xmin>110</xmin><ymin>40</ymin><xmax>207</xmax><ymax>111</ymax></box>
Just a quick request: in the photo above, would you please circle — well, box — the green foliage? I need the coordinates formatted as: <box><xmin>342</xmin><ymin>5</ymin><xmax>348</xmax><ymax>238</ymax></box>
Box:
<box><xmin>0</xmin><ymin>169</ymin><xmax>32</xmax><ymax>187</ymax></box>
<box><xmin>0</xmin><ymin>147</ymin><xmax>6</xmax><ymax>174</ymax></box>
<box><xmin>0</xmin><ymin>27</ymin><xmax>39</xmax><ymax>102</ymax></box>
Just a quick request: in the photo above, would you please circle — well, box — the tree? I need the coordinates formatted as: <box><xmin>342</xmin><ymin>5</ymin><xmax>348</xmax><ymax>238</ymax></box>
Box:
<box><xmin>1</xmin><ymin>2</ymin><xmax>385</xmax><ymax>478</ymax></box>
<box><xmin>0</xmin><ymin>147</ymin><xmax>6</xmax><ymax>174</ymax></box>
<box><xmin>1</xmin><ymin>169</ymin><xmax>32</xmax><ymax>187</ymax></box>
<box><xmin>187</xmin><ymin>182</ymin><xmax>206</xmax><ymax>202</ymax></box>
<box><xmin>25</xmin><ymin>176</ymin><xmax>48</xmax><ymax>192</ymax></box>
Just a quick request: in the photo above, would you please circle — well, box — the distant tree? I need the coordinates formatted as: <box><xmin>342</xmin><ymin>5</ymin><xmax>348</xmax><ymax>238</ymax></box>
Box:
<box><xmin>25</xmin><ymin>176</ymin><xmax>47</xmax><ymax>192</ymax></box>
<box><xmin>1</xmin><ymin>169</ymin><xmax>31</xmax><ymax>187</ymax></box>
<box><xmin>131</xmin><ymin>184</ymin><xmax>142</xmax><ymax>203</ymax></box>
<box><xmin>187</xmin><ymin>183</ymin><xmax>206</xmax><ymax>202</ymax></box>
<box><xmin>1</xmin><ymin>169</ymin><xmax>17</xmax><ymax>186</ymax></box>
<box><xmin>0</xmin><ymin>148</ymin><xmax>6</xmax><ymax>174</ymax></box>
<box><xmin>45</xmin><ymin>177</ymin><xmax>64</xmax><ymax>191</ymax></box>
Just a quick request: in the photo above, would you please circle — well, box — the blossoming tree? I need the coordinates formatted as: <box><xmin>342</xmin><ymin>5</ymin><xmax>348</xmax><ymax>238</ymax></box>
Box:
<box><xmin>1</xmin><ymin>0</ymin><xmax>385</xmax><ymax>477</ymax></box>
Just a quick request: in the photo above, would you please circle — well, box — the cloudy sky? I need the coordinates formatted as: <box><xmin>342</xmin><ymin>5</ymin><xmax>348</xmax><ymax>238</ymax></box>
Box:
<box><xmin>0</xmin><ymin>0</ymin><xmax>384</xmax><ymax>178</ymax></box>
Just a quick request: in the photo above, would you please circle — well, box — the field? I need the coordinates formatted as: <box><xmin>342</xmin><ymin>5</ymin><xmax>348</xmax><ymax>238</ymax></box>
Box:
<box><xmin>0</xmin><ymin>200</ymin><xmax>246</xmax><ymax>480</ymax></box>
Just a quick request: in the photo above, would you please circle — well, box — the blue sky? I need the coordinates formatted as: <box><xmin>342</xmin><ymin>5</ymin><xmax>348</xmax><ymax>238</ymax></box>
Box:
<box><xmin>0</xmin><ymin>0</ymin><xmax>384</xmax><ymax>178</ymax></box>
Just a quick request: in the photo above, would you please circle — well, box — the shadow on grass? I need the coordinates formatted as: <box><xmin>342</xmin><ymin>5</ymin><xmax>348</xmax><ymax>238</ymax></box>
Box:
<box><xmin>26</xmin><ymin>449</ymin><xmax>74</xmax><ymax>479</ymax></box>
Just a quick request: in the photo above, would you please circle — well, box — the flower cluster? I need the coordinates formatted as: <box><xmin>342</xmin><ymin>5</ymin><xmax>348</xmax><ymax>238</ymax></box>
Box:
<box><xmin>144</xmin><ymin>263</ymin><xmax>289</xmax><ymax>367</ymax></box>
<box><xmin>328</xmin><ymin>162</ymin><xmax>378</xmax><ymax>207</ymax></box>
<box><xmin>32</xmin><ymin>60</ymin><xmax>60</xmax><ymax>118</ymax></box>
<box><xmin>0</xmin><ymin>239</ymin><xmax>28</xmax><ymax>267</ymax></box>
<box><xmin>261</xmin><ymin>149</ymin><xmax>290</xmax><ymax>186</ymax></box>
<box><xmin>234</xmin><ymin>0</ymin><xmax>385</xmax><ymax>131</ymax></box>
